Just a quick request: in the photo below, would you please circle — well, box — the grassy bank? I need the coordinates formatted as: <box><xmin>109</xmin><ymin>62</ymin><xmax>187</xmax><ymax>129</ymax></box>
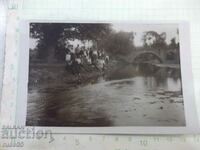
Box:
<box><xmin>28</xmin><ymin>61</ymin><xmax>115</xmax><ymax>91</ymax></box>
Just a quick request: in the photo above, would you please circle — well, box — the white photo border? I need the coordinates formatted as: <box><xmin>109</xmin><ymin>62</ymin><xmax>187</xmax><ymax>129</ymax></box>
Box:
<box><xmin>15</xmin><ymin>20</ymin><xmax>200</xmax><ymax>134</ymax></box>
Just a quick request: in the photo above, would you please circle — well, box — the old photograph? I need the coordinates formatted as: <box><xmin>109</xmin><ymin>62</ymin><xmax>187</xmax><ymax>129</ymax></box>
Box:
<box><xmin>26</xmin><ymin>23</ymin><xmax>185</xmax><ymax>127</ymax></box>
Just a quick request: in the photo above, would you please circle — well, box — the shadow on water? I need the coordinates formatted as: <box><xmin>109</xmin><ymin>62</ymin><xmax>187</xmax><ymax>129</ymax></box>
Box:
<box><xmin>26</xmin><ymin>86</ymin><xmax>113</xmax><ymax>127</ymax></box>
<box><xmin>105</xmin><ymin>63</ymin><xmax>182</xmax><ymax>87</ymax></box>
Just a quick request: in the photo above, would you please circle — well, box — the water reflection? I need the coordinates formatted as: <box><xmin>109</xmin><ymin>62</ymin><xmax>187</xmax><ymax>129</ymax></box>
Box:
<box><xmin>105</xmin><ymin>63</ymin><xmax>182</xmax><ymax>91</ymax></box>
<box><xmin>26</xmin><ymin>63</ymin><xmax>185</xmax><ymax>126</ymax></box>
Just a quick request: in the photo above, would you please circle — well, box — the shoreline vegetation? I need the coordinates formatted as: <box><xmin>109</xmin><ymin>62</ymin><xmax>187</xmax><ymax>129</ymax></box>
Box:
<box><xmin>28</xmin><ymin>59</ymin><xmax>180</xmax><ymax>92</ymax></box>
<box><xmin>28</xmin><ymin>59</ymin><xmax>115</xmax><ymax>91</ymax></box>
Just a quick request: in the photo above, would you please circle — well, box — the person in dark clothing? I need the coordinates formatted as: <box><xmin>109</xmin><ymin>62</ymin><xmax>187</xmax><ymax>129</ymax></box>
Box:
<box><xmin>79</xmin><ymin>48</ymin><xmax>84</xmax><ymax>57</ymax></box>
<box><xmin>75</xmin><ymin>44</ymin><xmax>80</xmax><ymax>54</ymax></box>
<box><xmin>70</xmin><ymin>52</ymin><xmax>76</xmax><ymax>62</ymax></box>
<box><xmin>69</xmin><ymin>52</ymin><xmax>76</xmax><ymax>75</ymax></box>
<box><xmin>65</xmin><ymin>47</ymin><xmax>71</xmax><ymax>54</ymax></box>
<box><xmin>89</xmin><ymin>49</ymin><xmax>94</xmax><ymax>64</ymax></box>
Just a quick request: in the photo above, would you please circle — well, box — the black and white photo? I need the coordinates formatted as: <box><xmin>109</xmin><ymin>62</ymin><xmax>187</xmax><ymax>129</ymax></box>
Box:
<box><xmin>15</xmin><ymin>21</ymin><xmax>199</xmax><ymax>133</ymax></box>
<box><xmin>26</xmin><ymin>23</ymin><xmax>186</xmax><ymax>126</ymax></box>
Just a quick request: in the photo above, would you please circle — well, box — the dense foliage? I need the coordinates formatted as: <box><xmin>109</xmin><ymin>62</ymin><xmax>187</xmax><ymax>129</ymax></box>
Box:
<box><xmin>30</xmin><ymin>23</ymin><xmax>112</xmax><ymax>60</ymax></box>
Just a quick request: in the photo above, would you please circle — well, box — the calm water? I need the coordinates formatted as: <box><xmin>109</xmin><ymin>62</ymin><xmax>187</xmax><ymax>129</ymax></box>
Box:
<box><xmin>26</xmin><ymin>63</ymin><xmax>185</xmax><ymax>126</ymax></box>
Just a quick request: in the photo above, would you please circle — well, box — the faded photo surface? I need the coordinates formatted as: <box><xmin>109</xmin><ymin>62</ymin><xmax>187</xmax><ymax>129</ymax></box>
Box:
<box><xmin>27</xmin><ymin>23</ymin><xmax>185</xmax><ymax>126</ymax></box>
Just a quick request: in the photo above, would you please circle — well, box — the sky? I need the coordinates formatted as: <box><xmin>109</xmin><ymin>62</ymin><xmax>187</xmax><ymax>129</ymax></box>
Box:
<box><xmin>30</xmin><ymin>23</ymin><xmax>179</xmax><ymax>49</ymax></box>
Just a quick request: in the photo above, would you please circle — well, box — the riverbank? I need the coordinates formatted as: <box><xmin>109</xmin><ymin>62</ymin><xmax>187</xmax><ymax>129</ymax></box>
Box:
<box><xmin>152</xmin><ymin>63</ymin><xmax>180</xmax><ymax>69</ymax></box>
<box><xmin>28</xmin><ymin>61</ymin><xmax>116</xmax><ymax>91</ymax></box>
<box><xmin>28</xmin><ymin>61</ymin><xmax>181</xmax><ymax>93</ymax></box>
<box><xmin>136</xmin><ymin>61</ymin><xmax>180</xmax><ymax>69</ymax></box>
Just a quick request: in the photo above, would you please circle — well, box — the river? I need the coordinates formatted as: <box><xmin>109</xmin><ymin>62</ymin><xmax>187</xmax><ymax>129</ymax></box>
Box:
<box><xmin>26</xmin><ymin>63</ymin><xmax>185</xmax><ymax>126</ymax></box>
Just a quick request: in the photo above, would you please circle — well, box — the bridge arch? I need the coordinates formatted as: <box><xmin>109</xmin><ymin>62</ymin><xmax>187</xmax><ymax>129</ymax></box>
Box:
<box><xmin>132</xmin><ymin>51</ymin><xmax>163</xmax><ymax>63</ymax></box>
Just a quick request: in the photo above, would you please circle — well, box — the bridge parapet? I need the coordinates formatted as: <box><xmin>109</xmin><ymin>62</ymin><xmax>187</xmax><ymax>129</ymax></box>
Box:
<box><xmin>120</xmin><ymin>49</ymin><xmax>166</xmax><ymax>63</ymax></box>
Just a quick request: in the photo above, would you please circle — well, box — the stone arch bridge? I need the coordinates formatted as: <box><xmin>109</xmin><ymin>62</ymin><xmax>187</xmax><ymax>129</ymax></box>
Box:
<box><xmin>118</xmin><ymin>49</ymin><xmax>167</xmax><ymax>64</ymax></box>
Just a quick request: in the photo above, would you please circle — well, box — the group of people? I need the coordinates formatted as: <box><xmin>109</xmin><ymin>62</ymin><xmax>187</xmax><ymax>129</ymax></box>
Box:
<box><xmin>65</xmin><ymin>44</ymin><xmax>109</xmax><ymax>76</ymax></box>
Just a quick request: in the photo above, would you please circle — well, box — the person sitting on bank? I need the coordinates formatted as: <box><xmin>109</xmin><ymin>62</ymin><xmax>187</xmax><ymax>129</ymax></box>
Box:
<box><xmin>92</xmin><ymin>50</ymin><xmax>98</xmax><ymax>64</ymax></box>
<box><xmin>69</xmin><ymin>45</ymin><xmax>75</xmax><ymax>54</ymax></box>
<box><xmin>75</xmin><ymin>44</ymin><xmax>80</xmax><ymax>55</ymax></box>
<box><xmin>97</xmin><ymin>59</ymin><xmax>105</xmax><ymax>71</ymax></box>
<box><xmin>65</xmin><ymin>45</ymin><xmax>71</xmax><ymax>54</ymax></box>
<box><xmin>65</xmin><ymin>53</ymin><xmax>71</xmax><ymax>70</ymax></box>
<box><xmin>65</xmin><ymin>45</ymin><xmax>72</xmax><ymax>70</ymax></box>
<box><xmin>79</xmin><ymin>46</ymin><xmax>85</xmax><ymax>57</ymax></box>
<box><xmin>105</xmin><ymin>55</ymin><xmax>109</xmax><ymax>64</ymax></box>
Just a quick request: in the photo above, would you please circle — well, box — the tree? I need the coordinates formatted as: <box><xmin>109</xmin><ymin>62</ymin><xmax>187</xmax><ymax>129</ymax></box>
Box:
<box><xmin>167</xmin><ymin>37</ymin><xmax>180</xmax><ymax>63</ymax></box>
<box><xmin>142</xmin><ymin>31</ymin><xmax>167</xmax><ymax>48</ymax></box>
<box><xmin>100</xmin><ymin>31</ymin><xmax>135</xmax><ymax>57</ymax></box>
<box><xmin>169</xmin><ymin>37</ymin><xmax>179</xmax><ymax>49</ymax></box>
<box><xmin>30</xmin><ymin>23</ymin><xmax>112</xmax><ymax>62</ymax></box>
